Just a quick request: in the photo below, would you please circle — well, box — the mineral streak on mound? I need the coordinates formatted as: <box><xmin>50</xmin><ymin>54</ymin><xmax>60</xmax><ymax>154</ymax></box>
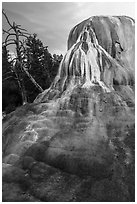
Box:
<box><xmin>2</xmin><ymin>16</ymin><xmax>135</xmax><ymax>202</ymax></box>
<box><xmin>35</xmin><ymin>16</ymin><xmax>134</xmax><ymax>102</ymax></box>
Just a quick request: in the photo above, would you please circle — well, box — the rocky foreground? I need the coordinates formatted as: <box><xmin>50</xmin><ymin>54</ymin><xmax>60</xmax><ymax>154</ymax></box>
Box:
<box><xmin>2</xmin><ymin>16</ymin><xmax>135</xmax><ymax>201</ymax></box>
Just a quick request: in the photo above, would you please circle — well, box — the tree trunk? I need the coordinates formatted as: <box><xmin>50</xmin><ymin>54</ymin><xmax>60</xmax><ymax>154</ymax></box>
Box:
<box><xmin>13</xmin><ymin>64</ymin><xmax>27</xmax><ymax>105</ymax></box>
<box><xmin>23</xmin><ymin>67</ymin><xmax>44</xmax><ymax>92</ymax></box>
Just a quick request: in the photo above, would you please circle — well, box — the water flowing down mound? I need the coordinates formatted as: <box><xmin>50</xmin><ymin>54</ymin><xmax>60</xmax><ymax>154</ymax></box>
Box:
<box><xmin>2</xmin><ymin>16</ymin><xmax>135</xmax><ymax>202</ymax></box>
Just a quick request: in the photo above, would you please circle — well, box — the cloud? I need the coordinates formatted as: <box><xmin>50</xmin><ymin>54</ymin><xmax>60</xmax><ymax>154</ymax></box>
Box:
<box><xmin>2</xmin><ymin>2</ymin><xmax>135</xmax><ymax>55</ymax></box>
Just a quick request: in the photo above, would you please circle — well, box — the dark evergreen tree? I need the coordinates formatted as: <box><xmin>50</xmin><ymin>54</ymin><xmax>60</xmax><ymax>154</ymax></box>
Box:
<box><xmin>25</xmin><ymin>34</ymin><xmax>52</xmax><ymax>90</ymax></box>
<box><xmin>24</xmin><ymin>34</ymin><xmax>62</xmax><ymax>101</ymax></box>
<box><xmin>2</xmin><ymin>11</ymin><xmax>63</xmax><ymax>112</ymax></box>
<box><xmin>2</xmin><ymin>46</ymin><xmax>22</xmax><ymax>113</ymax></box>
<box><xmin>2</xmin><ymin>10</ymin><xmax>43</xmax><ymax>105</ymax></box>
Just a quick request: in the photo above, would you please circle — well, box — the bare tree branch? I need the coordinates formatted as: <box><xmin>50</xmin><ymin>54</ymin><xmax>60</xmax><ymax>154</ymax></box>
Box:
<box><xmin>3</xmin><ymin>71</ymin><xmax>14</xmax><ymax>76</ymax></box>
<box><xmin>2</xmin><ymin>9</ymin><xmax>13</xmax><ymax>28</ymax></box>
<box><xmin>2</xmin><ymin>76</ymin><xmax>17</xmax><ymax>82</ymax></box>
<box><xmin>18</xmin><ymin>40</ymin><xmax>26</xmax><ymax>50</ymax></box>
<box><xmin>18</xmin><ymin>34</ymin><xmax>30</xmax><ymax>38</ymax></box>
<box><xmin>3</xmin><ymin>42</ymin><xmax>17</xmax><ymax>47</ymax></box>
<box><xmin>4</xmin><ymin>33</ymin><xmax>17</xmax><ymax>44</ymax></box>
<box><xmin>3</xmin><ymin>29</ymin><xmax>16</xmax><ymax>35</ymax></box>
<box><xmin>7</xmin><ymin>27</ymin><xmax>13</xmax><ymax>32</ymax></box>
<box><xmin>3</xmin><ymin>39</ymin><xmax>16</xmax><ymax>44</ymax></box>
<box><xmin>23</xmin><ymin>67</ymin><xmax>44</xmax><ymax>92</ymax></box>
<box><xmin>3</xmin><ymin>39</ymin><xmax>16</xmax><ymax>47</ymax></box>
<box><xmin>2</xmin><ymin>10</ymin><xmax>44</xmax><ymax>104</ymax></box>
<box><xmin>17</xmin><ymin>27</ymin><xmax>28</xmax><ymax>32</ymax></box>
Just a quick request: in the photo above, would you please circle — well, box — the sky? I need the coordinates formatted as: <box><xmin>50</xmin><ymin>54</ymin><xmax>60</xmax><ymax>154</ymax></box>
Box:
<box><xmin>2</xmin><ymin>2</ymin><xmax>135</xmax><ymax>55</ymax></box>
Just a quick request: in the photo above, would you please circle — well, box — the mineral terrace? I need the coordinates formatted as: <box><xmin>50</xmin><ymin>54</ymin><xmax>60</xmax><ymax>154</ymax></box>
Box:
<box><xmin>2</xmin><ymin>16</ymin><xmax>135</xmax><ymax>202</ymax></box>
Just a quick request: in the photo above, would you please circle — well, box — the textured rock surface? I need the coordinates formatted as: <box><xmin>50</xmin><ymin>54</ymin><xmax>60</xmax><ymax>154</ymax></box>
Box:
<box><xmin>2</xmin><ymin>16</ymin><xmax>135</xmax><ymax>201</ymax></box>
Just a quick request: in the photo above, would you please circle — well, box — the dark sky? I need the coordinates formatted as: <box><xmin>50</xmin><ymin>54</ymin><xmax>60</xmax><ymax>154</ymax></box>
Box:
<box><xmin>2</xmin><ymin>2</ymin><xmax>135</xmax><ymax>55</ymax></box>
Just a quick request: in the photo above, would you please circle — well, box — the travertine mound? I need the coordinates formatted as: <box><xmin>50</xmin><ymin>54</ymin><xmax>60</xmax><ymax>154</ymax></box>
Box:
<box><xmin>2</xmin><ymin>16</ymin><xmax>135</xmax><ymax>202</ymax></box>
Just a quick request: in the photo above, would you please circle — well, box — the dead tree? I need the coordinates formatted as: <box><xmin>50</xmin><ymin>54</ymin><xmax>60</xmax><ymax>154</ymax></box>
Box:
<box><xmin>2</xmin><ymin>10</ymin><xmax>44</xmax><ymax>105</ymax></box>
